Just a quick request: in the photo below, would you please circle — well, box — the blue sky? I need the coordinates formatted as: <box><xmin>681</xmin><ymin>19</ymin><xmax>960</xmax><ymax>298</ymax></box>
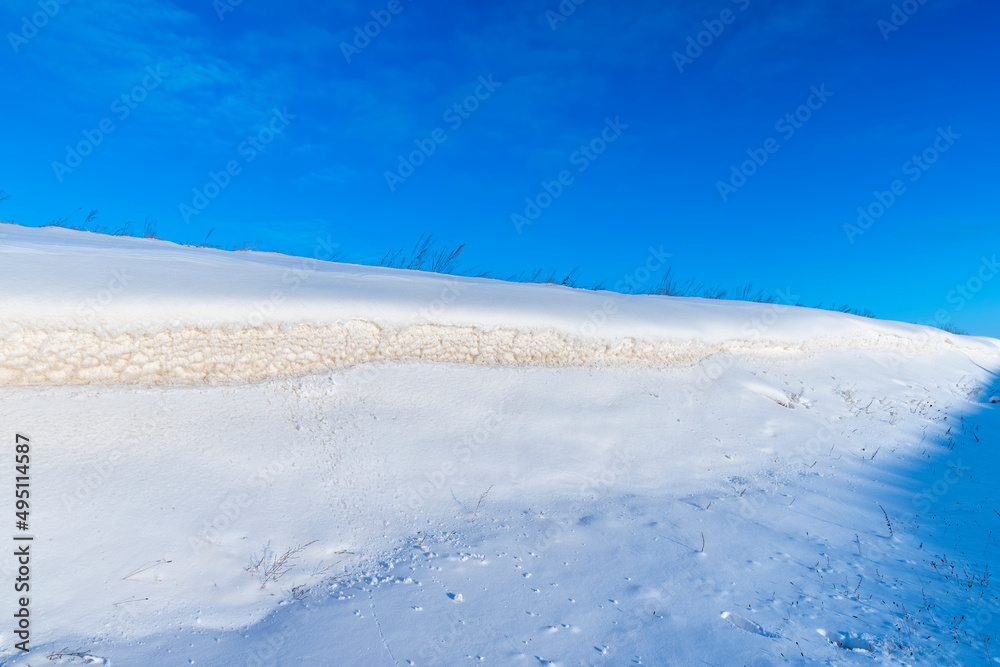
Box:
<box><xmin>1</xmin><ymin>0</ymin><xmax>997</xmax><ymax>335</ymax></box>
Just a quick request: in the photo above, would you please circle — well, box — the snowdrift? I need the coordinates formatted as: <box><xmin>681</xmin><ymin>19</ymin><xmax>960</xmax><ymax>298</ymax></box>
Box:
<box><xmin>0</xmin><ymin>224</ymin><xmax>998</xmax><ymax>665</ymax></box>
<box><xmin>1</xmin><ymin>225</ymin><xmax>997</xmax><ymax>386</ymax></box>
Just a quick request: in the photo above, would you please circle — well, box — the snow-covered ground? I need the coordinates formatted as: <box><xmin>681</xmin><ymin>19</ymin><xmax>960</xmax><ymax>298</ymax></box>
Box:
<box><xmin>0</xmin><ymin>225</ymin><xmax>998</xmax><ymax>666</ymax></box>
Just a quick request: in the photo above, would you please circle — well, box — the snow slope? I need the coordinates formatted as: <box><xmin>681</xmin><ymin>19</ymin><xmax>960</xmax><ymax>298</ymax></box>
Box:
<box><xmin>0</xmin><ymin>225</ymin><xmax>998</xmax><ymax>666</ymax></box>
<box><xmin>1</xmin><ymin>226</ymin><xmax>996</xmax><ymax>385</ymax></box>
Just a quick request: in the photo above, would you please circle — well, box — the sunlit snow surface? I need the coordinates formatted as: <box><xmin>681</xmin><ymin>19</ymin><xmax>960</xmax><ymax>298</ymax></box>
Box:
<box><xmin>0</xmin><ymin>226</ymin><xmax>998</xmax><ymax>666</ymax></box>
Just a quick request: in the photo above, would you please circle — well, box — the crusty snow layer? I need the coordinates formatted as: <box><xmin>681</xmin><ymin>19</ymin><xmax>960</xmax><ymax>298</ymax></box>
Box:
<box><xmin>1</xmin><ymin>226</ymin><xmax>997</xmax><ymax>386</ymax></box>
<box><xmin>4</xmin><ymin>321</ymin><xmax>999</xmax><ymax>387</ymax></box>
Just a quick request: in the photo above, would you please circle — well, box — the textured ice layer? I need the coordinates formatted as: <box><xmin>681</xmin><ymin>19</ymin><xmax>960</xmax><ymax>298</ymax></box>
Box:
<box><xmin>2</xmin><ymin>321</ymin><xmax>996</xmax><ymax>386</ymax></box>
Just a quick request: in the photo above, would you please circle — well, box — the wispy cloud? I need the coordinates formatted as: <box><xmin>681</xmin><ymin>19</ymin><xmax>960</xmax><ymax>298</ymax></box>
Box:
<box><xmin>6</xmin><ymin>0</ymin><xmax>293</xmax><ymax>142</ymax></box>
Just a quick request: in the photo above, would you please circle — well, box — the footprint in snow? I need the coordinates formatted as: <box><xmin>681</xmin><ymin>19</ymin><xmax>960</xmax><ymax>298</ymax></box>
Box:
<box><xmin>721</xmin><ymin>611</ymin><xmax>777</xmax><ymax>637</ymax></box>
<box><xmin>745</xmin><ymin>381</ymin><xmax>807</xmax><ymax>409</ymax></box>
<box><xmin>817</xmin><ymin>628</ymin><xmax>873</xmax><ymax>652</ymax></box>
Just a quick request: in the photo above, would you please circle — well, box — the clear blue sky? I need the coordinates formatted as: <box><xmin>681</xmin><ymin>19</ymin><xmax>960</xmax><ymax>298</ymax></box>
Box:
<box><xmin>1</xmin><ymin>0</ymin><xmax>997</xmax><ymax>335</ymax></box>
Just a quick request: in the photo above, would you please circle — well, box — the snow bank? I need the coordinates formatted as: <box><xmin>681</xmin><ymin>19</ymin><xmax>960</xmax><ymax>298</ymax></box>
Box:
<box><xmin>2</xmin><ymin>225</ymin><xmax>997</xmax><ymax>385</ymax></box>
<box><xmin>2</xmin><ymin>225</ymin><xmax>999</xmax><ymax>665</ymax></box>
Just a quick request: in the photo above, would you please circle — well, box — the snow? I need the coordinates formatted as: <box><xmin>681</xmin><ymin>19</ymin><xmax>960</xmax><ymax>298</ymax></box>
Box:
<box><xmin>0</xmin><ymin>225</ymin><xmax>998</xmax><ymax>665</ymax></box>
<box><xmin>1</xmin><ymin>226</ymin><xmax>996</xmax><ymax>387</ymax></box>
